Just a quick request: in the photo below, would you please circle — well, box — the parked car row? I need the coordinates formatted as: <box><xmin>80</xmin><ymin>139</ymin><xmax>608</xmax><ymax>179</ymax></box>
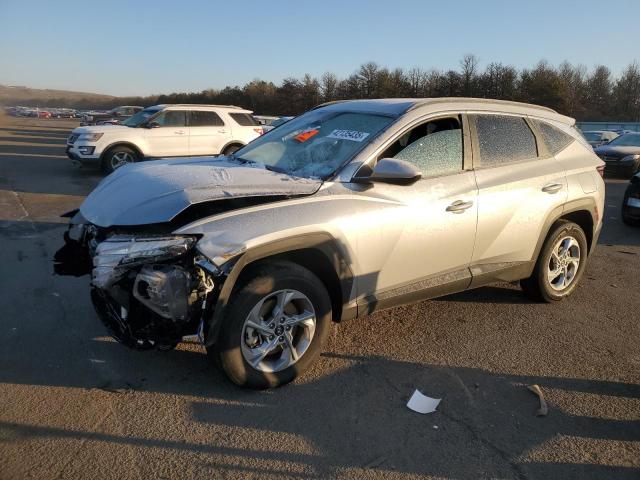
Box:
<box><xmin>6</xmin><ymin>105</ymin><xmax>79</xmax><ymax>118</ymax></box>
<box><xmin>56</xmin><ymin>97</ymin><xmax>607</xmax><ymax>388</ymax></box>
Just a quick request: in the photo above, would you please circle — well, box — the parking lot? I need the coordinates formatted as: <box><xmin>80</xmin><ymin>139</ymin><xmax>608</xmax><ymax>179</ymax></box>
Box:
<box><xmin>0</xmin><ymin>113</ymin><xmax>638</xmax><ymax>479</ymax></box>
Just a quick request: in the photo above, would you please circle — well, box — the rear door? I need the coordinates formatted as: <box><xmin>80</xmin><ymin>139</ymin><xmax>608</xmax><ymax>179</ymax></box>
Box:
<box><xmin>227</xmin><ymin>112</ymin><xmax>262</xmax><ymax>145</ymax></box>
<box><xmin>143</xmin><ymin>110</ymin><xmax>189</xmax><ymax>157</ymax></box>
<box><xmin>469</xmin><ymin>113</ymin><xmax>568</xmax><ymax>283</ymax></box>
<box><xmin>188</xmin><ymin>110</ymin><xmax>230</xmax><ymax>155</ymax></box>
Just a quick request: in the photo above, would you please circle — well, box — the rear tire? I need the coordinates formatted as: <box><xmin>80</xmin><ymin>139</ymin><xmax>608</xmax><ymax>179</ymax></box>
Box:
<box><xmin>209</xmin><ymin>260</ymin><xmax>332</xmax><ymax>389</ymax></box>
<box><xmin>520</xmin><ymin>220</ymin><xmax>588</xmax><ymax>302</ymax></box>
<box><xmin>101</xmin><ymin>146</ymin><xmax>139</xmax><ymax>174</ymax></box>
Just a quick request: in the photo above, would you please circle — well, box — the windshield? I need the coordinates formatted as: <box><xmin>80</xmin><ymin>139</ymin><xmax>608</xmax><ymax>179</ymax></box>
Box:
<box><xmin>607</xmin><ymin>133</ymin><xmax>640</xmax><ymax>147</ymax></box>
<box><xmin>234</xmin><ymin>110</ymin><xmax>394</xmax><ymax>179</ymax></box>
<box><xmin>122</xmin><ymin>107</ymin><xmax>161</xmax><ymax>127</ymax></box>
<box><xmin>583</xmin><ymin>132</ymin><xmax>601</xmax><ymax>141</ymax></box>
<box><xmin>270</xmin><ymin>117</ymin><xmax>292</xmax><ymax>128</ymax></box>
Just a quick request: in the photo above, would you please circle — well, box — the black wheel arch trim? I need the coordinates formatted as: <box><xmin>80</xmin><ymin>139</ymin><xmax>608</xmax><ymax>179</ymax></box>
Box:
<box><xmin>529</xmin><ymin>198</ymin><xmax>600</xmax><ymax>277</ymax></box>
<box><xmin>99</xmin><ymin>141</ymin><xmax>144</xmax><ymax>162</ymax></box>
<box><xmin>205</xmin><ymin>232</ymin><xmax>355</xmax><ymax>347</ymax></box>
<box><xmin>221</xmin><ymin>140</ymin><xmax>246</xmax><ymax>154</ymax></box>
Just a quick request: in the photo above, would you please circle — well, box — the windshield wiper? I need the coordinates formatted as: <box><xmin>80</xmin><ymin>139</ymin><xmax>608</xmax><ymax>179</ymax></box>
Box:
<box><xmin>227</xmin><ymin>154</ymin><xmax>282</xmax><ymax>173</ymax></box>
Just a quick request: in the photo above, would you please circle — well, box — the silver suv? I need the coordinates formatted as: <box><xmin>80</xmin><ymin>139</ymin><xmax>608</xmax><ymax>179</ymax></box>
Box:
<box><xmin>55</xmin><ymin>98</ymin><xmax>605</xmax><ymax>389</ymax></box>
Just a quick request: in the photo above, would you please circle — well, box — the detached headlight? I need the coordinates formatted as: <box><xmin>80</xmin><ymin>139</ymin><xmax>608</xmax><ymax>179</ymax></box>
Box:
<box><xmin>620</xmin><ymin>154</ymin><xmax>640</xmax><ymax>163</ymax></box>
<box><xmin>94</xmin><ymin>235</ymin><xmax>196</xmax><ymax>268</ymax></box>
<box><xmin>79</xmin><ymin>133</ymin><xmax>104</xmax><ymax>142</ymax></box>
<box><xmin>92</xmin><ymin>235</ymin><xmax>197</xmax><ymax>289</ymax></box>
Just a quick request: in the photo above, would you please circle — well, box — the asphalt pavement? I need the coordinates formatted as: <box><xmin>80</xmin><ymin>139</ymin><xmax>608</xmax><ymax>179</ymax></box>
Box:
<box><xmin>0</xmin><ymin>114</ymin><xmax>638</xmax><ymax>480</ymax></box>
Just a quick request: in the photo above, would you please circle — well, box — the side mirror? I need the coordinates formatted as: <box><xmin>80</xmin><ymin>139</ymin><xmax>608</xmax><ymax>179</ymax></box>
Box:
<box><xmin>145</xmin><ymin>121</ymin><xmax>160</xmax><ymax>129</ymax></box>
<box><xmin>353</xmin><ymin>158</ymin><xmax>422</xmax><ymax>185</ymax></box>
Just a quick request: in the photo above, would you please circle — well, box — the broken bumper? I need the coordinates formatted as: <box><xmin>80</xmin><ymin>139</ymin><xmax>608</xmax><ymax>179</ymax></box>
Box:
<box><xmin>54</xmin><ymin>219</ymin><xmax>222</xmax><ymax>350</ymax></box>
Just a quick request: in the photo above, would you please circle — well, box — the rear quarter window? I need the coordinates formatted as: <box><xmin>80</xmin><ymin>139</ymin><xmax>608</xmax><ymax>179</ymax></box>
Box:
<box><xmin>532</xmin><ymin>119</ymin><xmax>574</xmax><ymax>154</ymax></box>
<box><xmin>229</xmin><ymin>113</ymin><xmax>258</xmax><ymax>126</ymax></box>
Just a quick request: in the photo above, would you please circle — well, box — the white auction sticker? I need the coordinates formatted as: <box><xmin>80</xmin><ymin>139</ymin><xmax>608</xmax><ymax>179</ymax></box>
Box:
<box><xmin>327</xmin><ymin>129</ymin><xmax>370</xmax><ymax>142</ymax></box>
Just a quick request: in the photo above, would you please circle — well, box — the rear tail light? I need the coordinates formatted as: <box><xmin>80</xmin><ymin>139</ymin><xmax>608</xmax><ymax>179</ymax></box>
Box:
<box><xmin>253</xmin><ymin>128</ymin><xmax>264</xmax><ymax>135</ymax></box>
<box><xmin>596</xmin><ymin>165</ymin><xmax>605</xmax><ymax>178</ymax></box>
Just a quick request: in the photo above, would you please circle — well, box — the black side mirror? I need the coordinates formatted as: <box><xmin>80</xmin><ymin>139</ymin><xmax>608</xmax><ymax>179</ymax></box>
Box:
<box><xmin>353</xmin><ymin>158</ymin><xmax>422</xmax><ymax>185</ymax></box>
<box><xmin>145</xmin><ymin>121</ymin><xmax>160</xmax><ymax>129</ymax></box>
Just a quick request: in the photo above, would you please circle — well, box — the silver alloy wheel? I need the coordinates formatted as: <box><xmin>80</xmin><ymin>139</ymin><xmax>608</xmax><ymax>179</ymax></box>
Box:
<box><xmin>240</xmin><ymin>289</ymin><xmax>316</xmax><ymax>373</ymax></box>
<box><xmin>110</xmin><ymin>151</ymin><xmax>134</xmax><ymax>170</ymax></box>
<box><xmin>547</xmin><ymin>235</ymin><xmax>581</xmax><ymax>291</ymax></box>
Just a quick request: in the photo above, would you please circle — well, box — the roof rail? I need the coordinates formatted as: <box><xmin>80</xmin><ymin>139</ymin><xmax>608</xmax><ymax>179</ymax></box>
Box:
<box><xmin>167</xmin><ymin>104</ymin><xmax>245</xmax><ymax>109</ymax></box>
<box><xmin>408</xmin><ymin>97</ymin><xmax>558</xmax><ymax>114</ymax></box>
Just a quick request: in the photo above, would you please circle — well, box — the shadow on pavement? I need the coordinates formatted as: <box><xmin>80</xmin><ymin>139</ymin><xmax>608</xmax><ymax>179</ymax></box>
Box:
<box><xmin>1</xmin><ymin>350</ymin><xmax>638</xmax><ymax>479</ymax></box>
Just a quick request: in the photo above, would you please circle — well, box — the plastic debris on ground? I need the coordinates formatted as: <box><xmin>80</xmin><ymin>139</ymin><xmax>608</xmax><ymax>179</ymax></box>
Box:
<box><xmin>406</xmin><ymin>389</ymin><xmax>441</xmax><ymax>414</ymax></box>
<box><xmin>527</xmin><ymin>384</ymin><xmax>549</xmax><ymax>416</ymax></box>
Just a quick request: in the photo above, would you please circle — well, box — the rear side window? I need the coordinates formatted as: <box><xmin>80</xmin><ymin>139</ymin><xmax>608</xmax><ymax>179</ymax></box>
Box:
<box><xmin>475</xmin><ymin>115</ymin><xmax>537</xmax><ymax>167</ymax></box>
<box><xmin>229</xmin><ymin>113</ymin><xmax>259</xmax><ymax>126</ymax></box>
<box><xmin>532</xmin><ymin>119</ymin><xmax>574</xmax><ymax>154</ymax></box>
<box><xmin>189</xmin><ymin>111</ymin><xmax>224</xmax><ymax>127</ymax></box>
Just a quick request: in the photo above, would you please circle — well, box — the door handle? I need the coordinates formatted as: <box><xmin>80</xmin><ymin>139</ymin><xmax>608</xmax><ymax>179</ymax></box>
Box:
<box><xmin>174</xmin><ymin>130</ymin><xmax>186</xmax><ymax>135</ymax></box>
<box><xmin>218</xmin><ymin>129</ymin><xmax>227</xmax><ymax>134</ymax></box>
<box><xmin>542</xmin><ymin>183</ymin><xmax>563</xmax><ymax>194</ymax></box>
<box><xmin>446</xmin><ymin>200</ymin><xmax>474</xmax><ymax>213</ymax></box>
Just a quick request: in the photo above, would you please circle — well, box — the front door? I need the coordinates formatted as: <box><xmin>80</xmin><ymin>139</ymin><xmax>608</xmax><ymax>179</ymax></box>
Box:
<box><xmin>144</xmin><ymin>110</ymin><xmax>189</xmax><ymax>157</ymax></box>
<box><xmin>352</xmin><ymin>114</ymin><xmax>478</xmax><ymax>311</ymax></box>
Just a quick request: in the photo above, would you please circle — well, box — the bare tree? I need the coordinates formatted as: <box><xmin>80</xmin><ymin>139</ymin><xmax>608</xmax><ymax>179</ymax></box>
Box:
<box><xmin>613</xmin><ymin>61</ymin><xmax>640</xmax><ymax>121</ymax></box>
<box><xmin>357</xmin><ymin>62</ymin><xmax>380</xmax><ymax>98</ymax></box>
<box><xmin>460</xmin><ymin>54</ymin><xmax>479</xmax><ymax>96</ymax></box>
<box><xmin>320</xmin><ymin>72</ymin><xmax>338</xmax><ymax>102</ymax></box>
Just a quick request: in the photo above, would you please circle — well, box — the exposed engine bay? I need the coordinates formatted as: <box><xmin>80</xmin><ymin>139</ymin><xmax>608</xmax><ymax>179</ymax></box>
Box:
<box><xmin>54</xmin><ymin>212</ymin><xmax>222</xmax><ymax>350</ymax></box>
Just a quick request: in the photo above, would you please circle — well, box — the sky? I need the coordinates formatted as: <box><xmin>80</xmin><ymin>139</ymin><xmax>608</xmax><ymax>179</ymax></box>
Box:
<box><xmin>1</xmin><ymin>0</ymin><xmax>639</xmax><ymax>97</ymax></box>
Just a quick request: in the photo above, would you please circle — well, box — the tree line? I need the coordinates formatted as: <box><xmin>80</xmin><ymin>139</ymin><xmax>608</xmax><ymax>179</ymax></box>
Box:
<box><xmin>19</xmin><ymin>56</ymin><xmax>640</xmax><ymax>121</ymax></box>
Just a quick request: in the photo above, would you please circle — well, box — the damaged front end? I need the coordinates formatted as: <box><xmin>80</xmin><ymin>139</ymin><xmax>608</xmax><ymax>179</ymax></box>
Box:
<box><xmin>54</xmin><ymin>213</ymin><xmax>223</xmax><ymax>350</ymax></box>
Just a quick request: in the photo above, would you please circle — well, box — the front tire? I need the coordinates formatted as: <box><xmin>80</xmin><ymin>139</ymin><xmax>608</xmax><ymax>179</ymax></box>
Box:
<box><xmin>521</xmin><ymin>220</ymin><xmax>588</xmax><ymax>302</ymax></box>
<box><xmin>210</xmin><ymin>261</ymin><xmax>332</xmax><ymax>389</ymax></box>
<box><xmin>222</xmin><ymin>144</ymin><xmax>242</xmax><ymax>156</ymax></box>
<box><xmin>101</xmin><ymin>146</ymin><xmax>139</xmax><ymax>174</ymax></box>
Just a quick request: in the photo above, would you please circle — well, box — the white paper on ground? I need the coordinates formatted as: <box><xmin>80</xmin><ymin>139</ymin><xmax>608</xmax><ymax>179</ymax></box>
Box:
<box><xmin>406</xmin><ymin>390</ymin><xmax>441</xmax><ymax>414</ymax></box>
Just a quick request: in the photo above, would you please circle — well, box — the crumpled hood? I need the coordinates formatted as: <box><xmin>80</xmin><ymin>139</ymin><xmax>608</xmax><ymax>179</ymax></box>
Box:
<box><xmin>594</xmin><ymin>145</ymin><xmax>640</xmax><ymax>158</ymax></box>
<box><xmin>80</xmin><ymin>157</ymin><xmax>322</xmax><ymax>227</ymax></box>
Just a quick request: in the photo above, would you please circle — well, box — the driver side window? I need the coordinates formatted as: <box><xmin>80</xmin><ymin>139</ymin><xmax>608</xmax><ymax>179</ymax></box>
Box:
<box><xmin>380</xmin><ymin>116</ymin><xmax>463</xmax><ymax>178</ymax></box>
<box><xmin>152</xmin><ymin>110</ymin><xmax>186</xmax><ymax>127</ymax></box>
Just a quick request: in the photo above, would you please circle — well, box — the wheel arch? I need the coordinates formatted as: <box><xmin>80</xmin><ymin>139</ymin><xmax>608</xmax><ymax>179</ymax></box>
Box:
<box><xmin>205</xmin><ymin>233</ymin><xmax>355</xmax><ymax>347</ymax></box>
<box><xmin>221</xmin><ymin>140</ymin><xmax>246</xmax><ymax>154</ymax></box>
<box><xmin>99</xmin><ymin>141</ymin><xmax>144</xmax><ymax>162</ymax></box>
<box><xmin>531</xmin><ymin>199</ymin><xmax>599</xmax><ymax>269</ymax></box>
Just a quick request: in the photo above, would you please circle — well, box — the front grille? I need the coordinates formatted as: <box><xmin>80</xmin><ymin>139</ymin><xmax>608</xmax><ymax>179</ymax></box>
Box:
<box><xmin>67</xmin><ymin>134</ymin><xmax>79</xmax><ymax>145</ymax></box>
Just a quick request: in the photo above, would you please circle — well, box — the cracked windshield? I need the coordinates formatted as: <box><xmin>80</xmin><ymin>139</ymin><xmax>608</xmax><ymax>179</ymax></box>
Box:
<box><xmin>235</xmin><ymin>111</ymin><xmax>394</xmax><ymax>178</ymax></box>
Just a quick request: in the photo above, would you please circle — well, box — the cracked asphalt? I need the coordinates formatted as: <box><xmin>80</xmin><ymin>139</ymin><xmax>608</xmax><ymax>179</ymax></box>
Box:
<box><xmin>0</xmin><ymin>114</ymin><xmax>638</xmax><ymax>479</ymax></box>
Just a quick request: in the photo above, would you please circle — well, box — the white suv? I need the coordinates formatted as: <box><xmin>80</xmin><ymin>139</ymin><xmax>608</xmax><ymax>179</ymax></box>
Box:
<box><xmin>66</xmin><ymin>104</ymin><xmax>263</xmax><ymax>172</ymax></box>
